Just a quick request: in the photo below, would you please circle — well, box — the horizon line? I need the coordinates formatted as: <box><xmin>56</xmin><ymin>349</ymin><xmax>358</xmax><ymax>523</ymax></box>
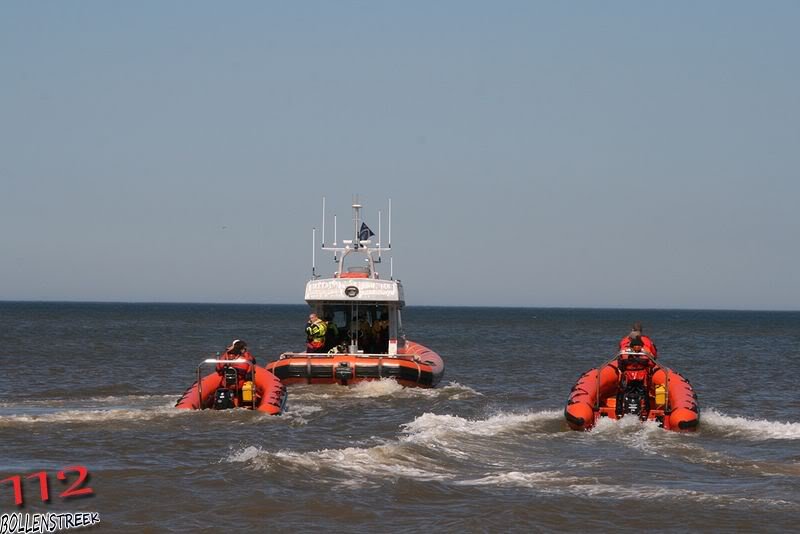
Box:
<box><xmin>0</xmin><ymin>299</ymin><xmax>798</xmax><ymax>313</ymax></box>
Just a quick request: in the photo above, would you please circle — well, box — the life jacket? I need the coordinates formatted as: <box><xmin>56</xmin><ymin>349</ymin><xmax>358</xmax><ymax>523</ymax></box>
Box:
<box><xmin>306</xmin><ymin>320</ymin><xmax>327</xmax><ymax>349</ymax></box>
<box><xmin>619</xmin><ymin>335</ymin><xmax>658</xmax><ymax>358</ymax></box>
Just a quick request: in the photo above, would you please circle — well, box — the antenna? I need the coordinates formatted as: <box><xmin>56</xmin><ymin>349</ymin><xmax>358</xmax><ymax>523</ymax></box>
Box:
<box><xmin>333</xmin><ymin>214</ymin><xmax>337</xmax><ymax>246</ymax></box>
<box><xmin>352</xmin><ymin>200</ymin><xmax>362</xmax><ymax>249</ymax></box>
<box><xmin>321</xmin><ymin>197</ymin><xmax>326</xmax><ymax>247</ymax></box>
<box><xmin>312</xmin><ymin>227</ymin><xmax>317</xmax><ymax>278</ymax></box>
<box><xmin>390</xmin><ymin>257</ymin><xmax>394</xmax><ymax>280</ymax></box>
<box><xmin>378</xmin><ymin>209</ymin><xmax>382</xmax><ymax>261</ymax></box>
<box><xmin>388</xmin><ymin>198</ymin><xmax>392</xmax><ymax>249</ymax></box>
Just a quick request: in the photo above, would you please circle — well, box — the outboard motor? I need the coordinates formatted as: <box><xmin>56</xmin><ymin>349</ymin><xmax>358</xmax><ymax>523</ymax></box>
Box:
<box><xmin>335</xmin><ymin>362</ymin><xmax>352</xmax><ymax>384</ymax></box>
<box><xmin>618</xmin><ymin>381</ymin><xmax>649</xmax><ymax>418</ymax></box>
<box><xmin>213</xmin><ymin>388</ymin><xmax>235</xmax><ymax>409</ymax></box>
<box><xmin>222</xmin><ymin>366</ymin><xmax>238</xmax><ymax>388</ymax></box>
<box><xmin>616</xmin><ymin>352</ymin><xmax>653</xmax><ymax>420</ymax></box>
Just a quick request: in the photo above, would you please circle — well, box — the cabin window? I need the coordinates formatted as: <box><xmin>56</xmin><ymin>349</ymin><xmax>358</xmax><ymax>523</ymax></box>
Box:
<box><xmin>317</xmin><ymin>303</ymin><xmax>390</xmax><ymax>354</ymax></box>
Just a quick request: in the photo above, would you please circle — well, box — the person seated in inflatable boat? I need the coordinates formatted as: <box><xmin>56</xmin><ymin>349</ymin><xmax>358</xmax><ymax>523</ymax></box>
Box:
<box><xmin>618</xmin><ymin>322</ymin><xmax>658</xmax><ymax>359</ymax></box>
<box><xmin>210</xmin><ymin>339</ymin><xmax>259</xmax><ymax>410</ymax></box>
<box><xmin>615</xmin><ymin>335</ymin><xmax>658</xmax><ymax>419</ymax></box>
<box><xmin>217</xmin><ymin>339</ymin><xmax>256</xmax><ymax>375</ymax></box>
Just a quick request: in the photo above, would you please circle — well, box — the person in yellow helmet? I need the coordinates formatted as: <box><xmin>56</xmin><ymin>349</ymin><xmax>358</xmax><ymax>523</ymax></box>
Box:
<box><xmin>306</xmin><ymin>313</ymin><xmax>328</xmax><ymax>353</ymax></box>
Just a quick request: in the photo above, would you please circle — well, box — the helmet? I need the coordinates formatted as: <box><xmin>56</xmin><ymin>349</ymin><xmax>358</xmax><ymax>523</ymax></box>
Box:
<box><xmin>229</xmin><ymin>339</ymin><xmax>247</xmax><ymax>353</ymax></box>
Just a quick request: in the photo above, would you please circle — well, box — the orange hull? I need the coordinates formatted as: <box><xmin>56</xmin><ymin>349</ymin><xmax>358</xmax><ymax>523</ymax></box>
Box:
<box><xmin>564</xmin><ymin>359</ymin><xmax>699</xmax><ymax>432</ymax></box>
<box><xmin>265</xmin><ymin>340</ymin><xmax>444</xmax><ymax>387</ymax></box>
<box><xmin>175</xmin><ymin>366</ymin><xmax>287</xmax><ymax>414</ymax></box>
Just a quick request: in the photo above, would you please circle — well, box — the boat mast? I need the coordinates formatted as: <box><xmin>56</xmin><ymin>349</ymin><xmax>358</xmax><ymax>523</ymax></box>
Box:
<box><xmin>318</xmin><ymin>197</ymin><xmax>393</xmax><ymax>278</ymax></box>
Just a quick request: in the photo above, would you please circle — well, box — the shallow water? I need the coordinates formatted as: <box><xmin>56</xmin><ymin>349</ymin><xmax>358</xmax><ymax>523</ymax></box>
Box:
<box><xmin>1</xmin><ymin>303</ymin><xmax>798</xmax><ymax>532</ymax></box>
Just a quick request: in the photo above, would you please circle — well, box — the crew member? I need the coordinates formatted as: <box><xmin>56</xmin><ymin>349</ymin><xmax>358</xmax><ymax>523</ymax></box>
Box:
<box><xmin>306</xmin><ymin>313</ymin><xmax>328</xmax><ymax>353</ymax></box>
<box><xmin>217</xmin><ymin>339</ymin><xmax>256</xmax><ymax>374</ymax></box>
<box><xmin>324</xmin><ymin>314</ymin><xmax>340</xmax><ymax>352</ymax></box>
<box><xmin>619</xmin><ymin>322</ymin><xmax>658</xmax><ymax>358</ymax></box>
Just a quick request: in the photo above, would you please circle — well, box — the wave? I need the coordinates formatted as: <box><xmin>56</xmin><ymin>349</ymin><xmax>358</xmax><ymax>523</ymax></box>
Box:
<box><xmin>700</xmin><ymin>409</ymin><xmax>800</xmax><ymax>440</ymax></box>
<box><xmin>458</xmin><ymin>474</ymin><xmax>794</xmax><ymax>506</ymax></box>
<box><xmin>575</xmin><ymin>406</ymin><xmax>800</xmax><ymax>442</ymax></box>
<box><xmin>288</xmin><ymin>379</ymin><xmax>481</xmax><ymax>401</ymax></box>
<box><xmin>228</xmin><ymin>443</ymin><xmax>453</xmax><ymax>486</ymax></box>
<box><xmin>227</xmin><ymin>409</ymin><xmax>564</xmax><ymax>483</ymax></box>
<box><xmin>0</xmin><ymin>404</ymin><xmax>188</xmax><ymax>425</ymax></box>
<box><xmin>0</xmin><ymin>394</ymin><xmax>182</xmax><ymax>409</ymax></box>
<box><xmin>32</xmin><ymin>384</ymin><xmax>148</xmax><ymax>399</ymax></box>
<box><xmin>281</xmin><ymin>404</ymin><xmax>323</xmax><ymax>426</ymax></box>
<box><xmin>0</xmin><ymin>398</ymin><xmax>290</xmax><ymax>426</ymax></box>
<box><xmin>401</xmin><ymin>410</ymin><xmax>562</xmax><ymax>444</ymax></box>
<box><xmin>225</xmin><ymin>407</ymin><xmax>798</xmax><ymax>507</ymax></box>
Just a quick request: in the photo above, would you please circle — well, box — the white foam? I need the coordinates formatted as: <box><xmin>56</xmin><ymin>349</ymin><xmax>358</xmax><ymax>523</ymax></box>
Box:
<box><xmin>563</xmin><ymin>483</ymin><xmax>794</xmax><ymax>507</ymax></box>
<box><xmin>349</xmin><ymin>378</ymin><xmax>406</xmax><ymax>397</ymax></box>
<box><xmin>459</xmin><ymin>473</ymin><xmax>794</xmax><ymax>507</ymax></box>
<box><xmin>280</xmin><ymin>404</ymin><xmax>323</xmax><ymax>426</ymax></box>
<box><xmin>227</xmin><ymin>443</ymin><xmax>453</xmax><ymax>484</ymax></box>
<box><xmin>458</xmin><ymin>470</ymin><xmax>582</xmax><ymax>487</ymax></box>
<box><xmin>87</xmin><ymin>394</ymin><xmax>178</xmax><ymax>403</ymax></box>
<box><xmin>702</xmin><ymin>408</ymin><xmax>800</xmax><ymax>440</ymax></box>
<box><xmin>288</xmin><ymin>379</ymin><xmax>481</xmax><ymax>401</ymax></box>
<box><xmin>401</xmin><ymin>410</ymin><xmax>561</xmax><ymax>444</ymax></box>
<box><xmin>0</xmin><ymin>404</ymin><xmax>190</xmax><ymax>425</ymax></box>
<box><xmin>225</xmin><ymin>409</ymin><xmax>563</xmax><ymax>486</ymax></box>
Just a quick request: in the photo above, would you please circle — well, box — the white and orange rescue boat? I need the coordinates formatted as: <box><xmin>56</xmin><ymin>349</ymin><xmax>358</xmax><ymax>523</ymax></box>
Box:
<box><xmin>265</xmin><ymin>199</ymin><xmax>444</xmax><ymax>387</ymax></box>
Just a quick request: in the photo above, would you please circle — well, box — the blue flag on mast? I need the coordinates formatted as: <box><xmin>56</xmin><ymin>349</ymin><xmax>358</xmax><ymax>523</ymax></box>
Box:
<box><xmin>359</xmin><ymin>222</ymin><xmax>375</xmax><ymax>241</ymax></box>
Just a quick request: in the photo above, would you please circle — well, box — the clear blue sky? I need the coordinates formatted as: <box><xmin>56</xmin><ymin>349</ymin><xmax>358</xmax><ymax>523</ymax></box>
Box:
<box><xmin>1</xmin><ymin>1</ymin><xmax>798</xmax><ymax>309</ymax></box>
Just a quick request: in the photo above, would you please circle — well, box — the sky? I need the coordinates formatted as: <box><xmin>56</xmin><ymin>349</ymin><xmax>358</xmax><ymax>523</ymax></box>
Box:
<box><xmin>1</xmin><ymin>1</ymin><xmax>799</xmax><ymax>310</ymax></box>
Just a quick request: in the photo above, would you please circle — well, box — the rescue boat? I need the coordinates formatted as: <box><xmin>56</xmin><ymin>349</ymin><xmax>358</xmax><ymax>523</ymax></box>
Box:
<box><xmin>176</xmin><ymin>358</ymin><xmax>287</xmax><ymax>414</ymax></box>
<box><xmin>564</xmin><ymin>350</ymin><xmax>699</xmax><ymax>432</ymax></box>
<box><xmin>265</xmin><ymin>199</ymin><xmax>445</xmax><ymax>387</ymax></box>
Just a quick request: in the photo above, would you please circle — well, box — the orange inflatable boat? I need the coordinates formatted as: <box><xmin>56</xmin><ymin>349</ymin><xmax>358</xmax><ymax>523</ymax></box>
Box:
<box><xmin>266</xmin><ymin>340</ymin><xmax>444</xmax><ymax>387</ymax></box>
<box><xmin>564</xmin><ymin>350</ymin><xmax>699</xmax><ymax>432</ymax></box>
<box><xmin>176</xmin><ymin>358</ymin><xmax>287</xmax><ymax>414</ymax></box>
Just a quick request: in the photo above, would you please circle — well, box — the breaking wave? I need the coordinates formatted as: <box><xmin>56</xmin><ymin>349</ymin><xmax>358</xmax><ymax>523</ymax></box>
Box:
<box><xmin>227</xmin><ymin>409</ymin><xmax>564</xmax><ymax>483</ymax></box>
<box><xmin>288</xmin><ymin>379</ymin><xmax>481</xmax><ymax>401</ymax></box>
<box><xmin>701</xmin><ymin>409</ymin><xmax>800</xmax><ymax>440</ymax></box>
<box><xmin>0</xmin><ymin>404</ymin><xmax>188</xmax><ymax>425</ymax></box>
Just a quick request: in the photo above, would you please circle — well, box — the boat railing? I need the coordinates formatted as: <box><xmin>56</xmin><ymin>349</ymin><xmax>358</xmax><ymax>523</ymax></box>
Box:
<box><xmin>277</xmin><ymin>351</ymin><xmax>416</xmax><ymax>361</ymax></box>
<box><xmin>606</xmin><ymin>350</ymin><xmax>674</xmax><ymax>415</ymax></box>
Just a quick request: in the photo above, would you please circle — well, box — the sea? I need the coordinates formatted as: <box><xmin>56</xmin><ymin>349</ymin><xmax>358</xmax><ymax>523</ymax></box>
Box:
<box><xmin>1</xmin><ymin>302</ymin><xmax>798</xmax><ymax>533</ymax></box>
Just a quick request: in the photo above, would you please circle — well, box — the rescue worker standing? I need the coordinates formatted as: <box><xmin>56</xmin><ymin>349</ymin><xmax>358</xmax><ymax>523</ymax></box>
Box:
<box><xmin>306</xmin><ymin>313</ymin><xmax>328</xmax><ymax>353</ymax></box>
<box><xmin>323</xmin><ymin>314</ymin><xmax>340</xmax><ymax>352</ymax></box>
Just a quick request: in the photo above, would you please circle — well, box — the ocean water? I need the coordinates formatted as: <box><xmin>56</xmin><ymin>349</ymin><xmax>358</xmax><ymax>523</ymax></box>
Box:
<box><xmin>1</xmin><ymin>303</ymin><xmax>799</xmax><ymax>532</ymax></box>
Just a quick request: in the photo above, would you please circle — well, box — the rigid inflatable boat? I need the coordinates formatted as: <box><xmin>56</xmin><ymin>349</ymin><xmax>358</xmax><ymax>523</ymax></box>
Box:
<box><xmin>265</xmin><ymin>199</ymin><xmax>445</xmax><ymax>388</ymax></box>
<box><xmin>176</xmin><ymin>358</ymin><xmax>287</xmax><ymax>414</ymax></box>
<box><xmin>564</xmin><ymin>350</ymin><xmax>698</xmax><ymax>432</ymax></box>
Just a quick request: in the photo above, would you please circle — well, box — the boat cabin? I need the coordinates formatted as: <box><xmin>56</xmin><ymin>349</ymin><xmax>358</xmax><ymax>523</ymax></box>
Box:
<box><xmin>305</xmin><ymin>258</ymin><xmax>405</xmax><ymax>356</ymax></box>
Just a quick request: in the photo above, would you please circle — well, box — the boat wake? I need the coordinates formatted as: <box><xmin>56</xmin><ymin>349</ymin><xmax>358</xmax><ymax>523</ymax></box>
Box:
<box><xmin>0</xmin><ymin>404</ymin><xmax>188</xmax><ymax>425</ymax></box>
<box><xmin>700</xmin><ymin>408</ymin><xmax>800</xmax><ymax>440</ymax></box>
<box><xmin>0</xmin><ymin>393</ymin><xmax>288</xmax><ymax>426</ymax></box>
<box><xmin>225</xmin><ymin>407</ymin><xmax>800</xmax><ymax>507</ymax></box>
<box><xmin>288</xmin><ymin>379</ymin><xmax>480</xmax><ymax>401</ymax></box>
<box><xmin>400</xmin><ymin>410</ymin><xmax>562</xmax><ymax>445</ymax></box>
<box><xmin>226</xmin><ymin>409</ymin><xmax>565</xmax><ymax>485</ymax></box>
<box><xmin>578</xmin><ymin>407</ymin><xmax>800</xmax><ymax>442</ymax></box>
<box><xmin>457</xmin><ymin>474</ymin><xmax>794</xmax><ymax>506</ymax></box>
